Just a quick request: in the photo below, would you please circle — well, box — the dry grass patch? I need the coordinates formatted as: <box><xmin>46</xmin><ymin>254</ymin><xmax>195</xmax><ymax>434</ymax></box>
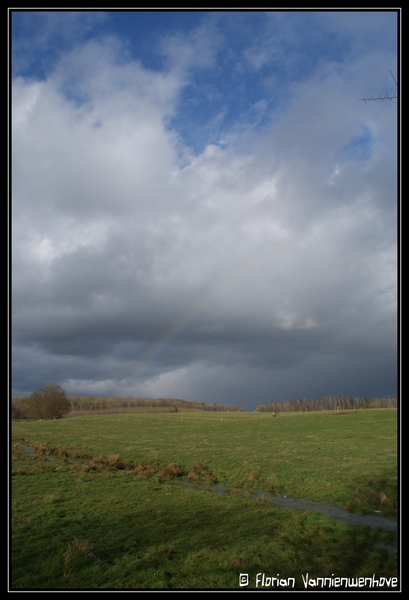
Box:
<box><xmin>63</xmin><ymin>538</ymin><xmax>95</xmax><ymax>580</ymax></box>
<box><xmin>247</xmin><ymin>471</ymin><xmax>260</xmax><ymax>484</ymax></box>
<box><xmin>55</xmin><ymin>445</ymin><xmax>69</xmax><ymax>458</ymax></box>
<box><xmin>157</xmin><ymin>463</ymin><xmax>186</xmax><ymax>482</ymax></box>
<box><xmin>33</xmin><ymin>442</ymin><xmax>52</xmax><ymax>456</ymax></box>
<box><xmin>188</xmin><ymin>463</ymin><xmax>218</xmax><ymax>483</ymax></box>
<box><xmin>132</xmin><ymin>462</ymin><xmax>157</xmax><ymax>479</ymax></box>
<box><xmin>266</xmin><ymin>475</ymin><xmax>280</xmax><ymax>494</ymax></box>
<box><xmin>82</xmin><ymin>454</ymin><xmax>132</xmax><ymax>472</ymax></box>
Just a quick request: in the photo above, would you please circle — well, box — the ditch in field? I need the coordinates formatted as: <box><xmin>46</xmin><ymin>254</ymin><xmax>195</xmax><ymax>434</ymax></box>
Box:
<box><xmin>16</xmin><ymin>442</ymin><xmax>397</xmax><ymax>537</ymax></box>
<box><xmin>179</xmin><ymin>479</ymin><xmax>397</xmax><ymax>534</ymax></box>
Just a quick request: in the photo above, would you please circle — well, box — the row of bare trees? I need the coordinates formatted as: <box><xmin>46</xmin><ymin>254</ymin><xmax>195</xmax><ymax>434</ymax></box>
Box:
<box><xmin>11</xmin><ymin>389</ymin><xmax>244</xmax><ymax>419</ymax></box>
<box><xmin>11</xmin><ymin>387</ymin><xmax>397</xmax><ymax>419</ymax></box>
<box><xmin>67</xmin><ymin>396</ymin><xmax>243</xmax><ymax>414</ymax></box>
<box><xmin>255</xmin><ymin>395</ymin><xmax>397</xmax><ymax>413</ymax></box>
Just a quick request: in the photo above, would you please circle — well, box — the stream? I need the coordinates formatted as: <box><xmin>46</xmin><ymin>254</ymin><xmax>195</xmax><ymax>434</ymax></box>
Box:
<box><xmin>179</xmin><ymin>480</ymin><xmax>398</xmax><ymax>533</ymax></box>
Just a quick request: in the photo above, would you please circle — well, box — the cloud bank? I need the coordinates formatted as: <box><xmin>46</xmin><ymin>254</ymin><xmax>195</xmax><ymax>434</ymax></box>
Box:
<box><xmin>11</xmin><ymin>11</ymin><xmax>398</xmax><ymax>410</ymax></box>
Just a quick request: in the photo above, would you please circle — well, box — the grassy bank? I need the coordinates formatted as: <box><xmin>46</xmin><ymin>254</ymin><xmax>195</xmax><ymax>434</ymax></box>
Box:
<box><xmin>11</xmin><ymin>409</ymin><xmax>398</xmax><ymax>589</ymax></box>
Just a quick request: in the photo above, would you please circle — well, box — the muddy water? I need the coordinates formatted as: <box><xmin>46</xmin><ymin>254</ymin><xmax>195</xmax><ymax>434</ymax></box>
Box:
<box><xmin>16</xmin><ymin>442</ymin><xmax>78</xmax><ymax>464</ymax></box>
<box><xmin>17</xmin><ymin>443</ymin><xmax>35</xmax><ymax>456</ymax></box>
<box><xmin>179</xmin><ymin>480</ymin><xmax>398</xmax><ymax>532</ymax></box>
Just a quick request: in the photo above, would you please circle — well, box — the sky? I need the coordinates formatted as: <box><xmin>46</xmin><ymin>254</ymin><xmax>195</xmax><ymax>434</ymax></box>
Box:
<box><xmin>11</xmin><ymin>10</ymin><xmax>399</xmax><ymax>411</ymax></box>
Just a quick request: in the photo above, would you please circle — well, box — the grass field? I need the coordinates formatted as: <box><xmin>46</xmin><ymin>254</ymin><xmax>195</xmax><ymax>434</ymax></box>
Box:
<box><xmin>11</xmin><ymin>409</ymin><xmax>399</xmax><ymax>589</ymax></box>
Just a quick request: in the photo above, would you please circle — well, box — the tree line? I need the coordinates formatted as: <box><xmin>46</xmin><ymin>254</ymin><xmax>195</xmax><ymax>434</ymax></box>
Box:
<box><xmin>11</xmin><ymin>385</ymin><xmax>397</xmax><ymax>420</ymax></box>
<box><xmin>255</xmin><ymin>395</ymin><xmax>397</xmax><ymax>413</ymax></box>
<box><xmin>11</xmin><ymin>385</ymin><xmax>244</xmax><ymax>419</ymax></box>
<box><xmin>67</xmin><ymin>396</ymin><xmax>244</xmax><ymax>415</ymax></box>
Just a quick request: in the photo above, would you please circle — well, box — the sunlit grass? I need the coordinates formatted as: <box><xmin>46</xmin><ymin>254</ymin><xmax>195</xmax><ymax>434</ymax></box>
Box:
<box><xmin>12</xmin><ymin>409</ymin><xmax>397</xmax><ymax>516</ymax></box>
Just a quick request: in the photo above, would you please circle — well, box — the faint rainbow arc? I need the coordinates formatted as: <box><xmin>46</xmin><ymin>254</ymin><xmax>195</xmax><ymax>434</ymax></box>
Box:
<box><xmin>121</xmin><ymin>241</ymin><xmax>293</xmax><ymax>391</ymax></box>
<box><xmin>121</xmin><ymin>278</ymin><xmax>226</xmax><ymax>389</ymax></box>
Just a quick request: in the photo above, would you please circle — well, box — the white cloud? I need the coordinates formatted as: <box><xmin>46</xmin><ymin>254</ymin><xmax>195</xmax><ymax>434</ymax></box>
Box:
<box><xmin>159</xmin><ymin>22</ymin><xmax>223</xmax><ymax>75</ymax></box>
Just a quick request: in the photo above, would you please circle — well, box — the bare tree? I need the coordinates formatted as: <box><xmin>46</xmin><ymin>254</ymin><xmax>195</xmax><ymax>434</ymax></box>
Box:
<box><xmin>24</xmin><ymin>383</ymin><xmax>71</xmax><ymax>420</ymax></box>
<box><xmin>359</xmin><ymin>70</ymin><xmax>398</xmax><ymax>102</ymax></box>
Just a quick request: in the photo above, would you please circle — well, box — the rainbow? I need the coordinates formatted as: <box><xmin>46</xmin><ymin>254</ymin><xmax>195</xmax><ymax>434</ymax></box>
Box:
<box><xmin>154</xmin><ymin>282</ymin><xmax>221</xmax><ymax>351</ymax></box>
<box><xmin>121</xmin><ymin>239</ymin><xmax>293</xmax><ymax>391</ymax></box>
<box><xmin>121</xmin><ymin>277</ymin><xmax>227</xmax><ymax>390</ymax></box>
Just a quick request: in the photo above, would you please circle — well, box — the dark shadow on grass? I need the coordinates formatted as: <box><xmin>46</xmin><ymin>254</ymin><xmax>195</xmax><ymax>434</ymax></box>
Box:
<box><xmin>345</xmin><ymin>469</ymin><xmax>398</xmax><ymax>518</ymax></box>
<box><xmin>12</xmin><ymin>476</ymin><xmax>399</xmax><ymax>590</ymax></box>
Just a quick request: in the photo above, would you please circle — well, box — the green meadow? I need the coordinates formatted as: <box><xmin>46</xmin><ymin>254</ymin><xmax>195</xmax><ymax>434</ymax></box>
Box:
<box><xmin>11</xmin><ymin>409</ymin><xmax>398</xmax><ymax>589</ymax></box>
